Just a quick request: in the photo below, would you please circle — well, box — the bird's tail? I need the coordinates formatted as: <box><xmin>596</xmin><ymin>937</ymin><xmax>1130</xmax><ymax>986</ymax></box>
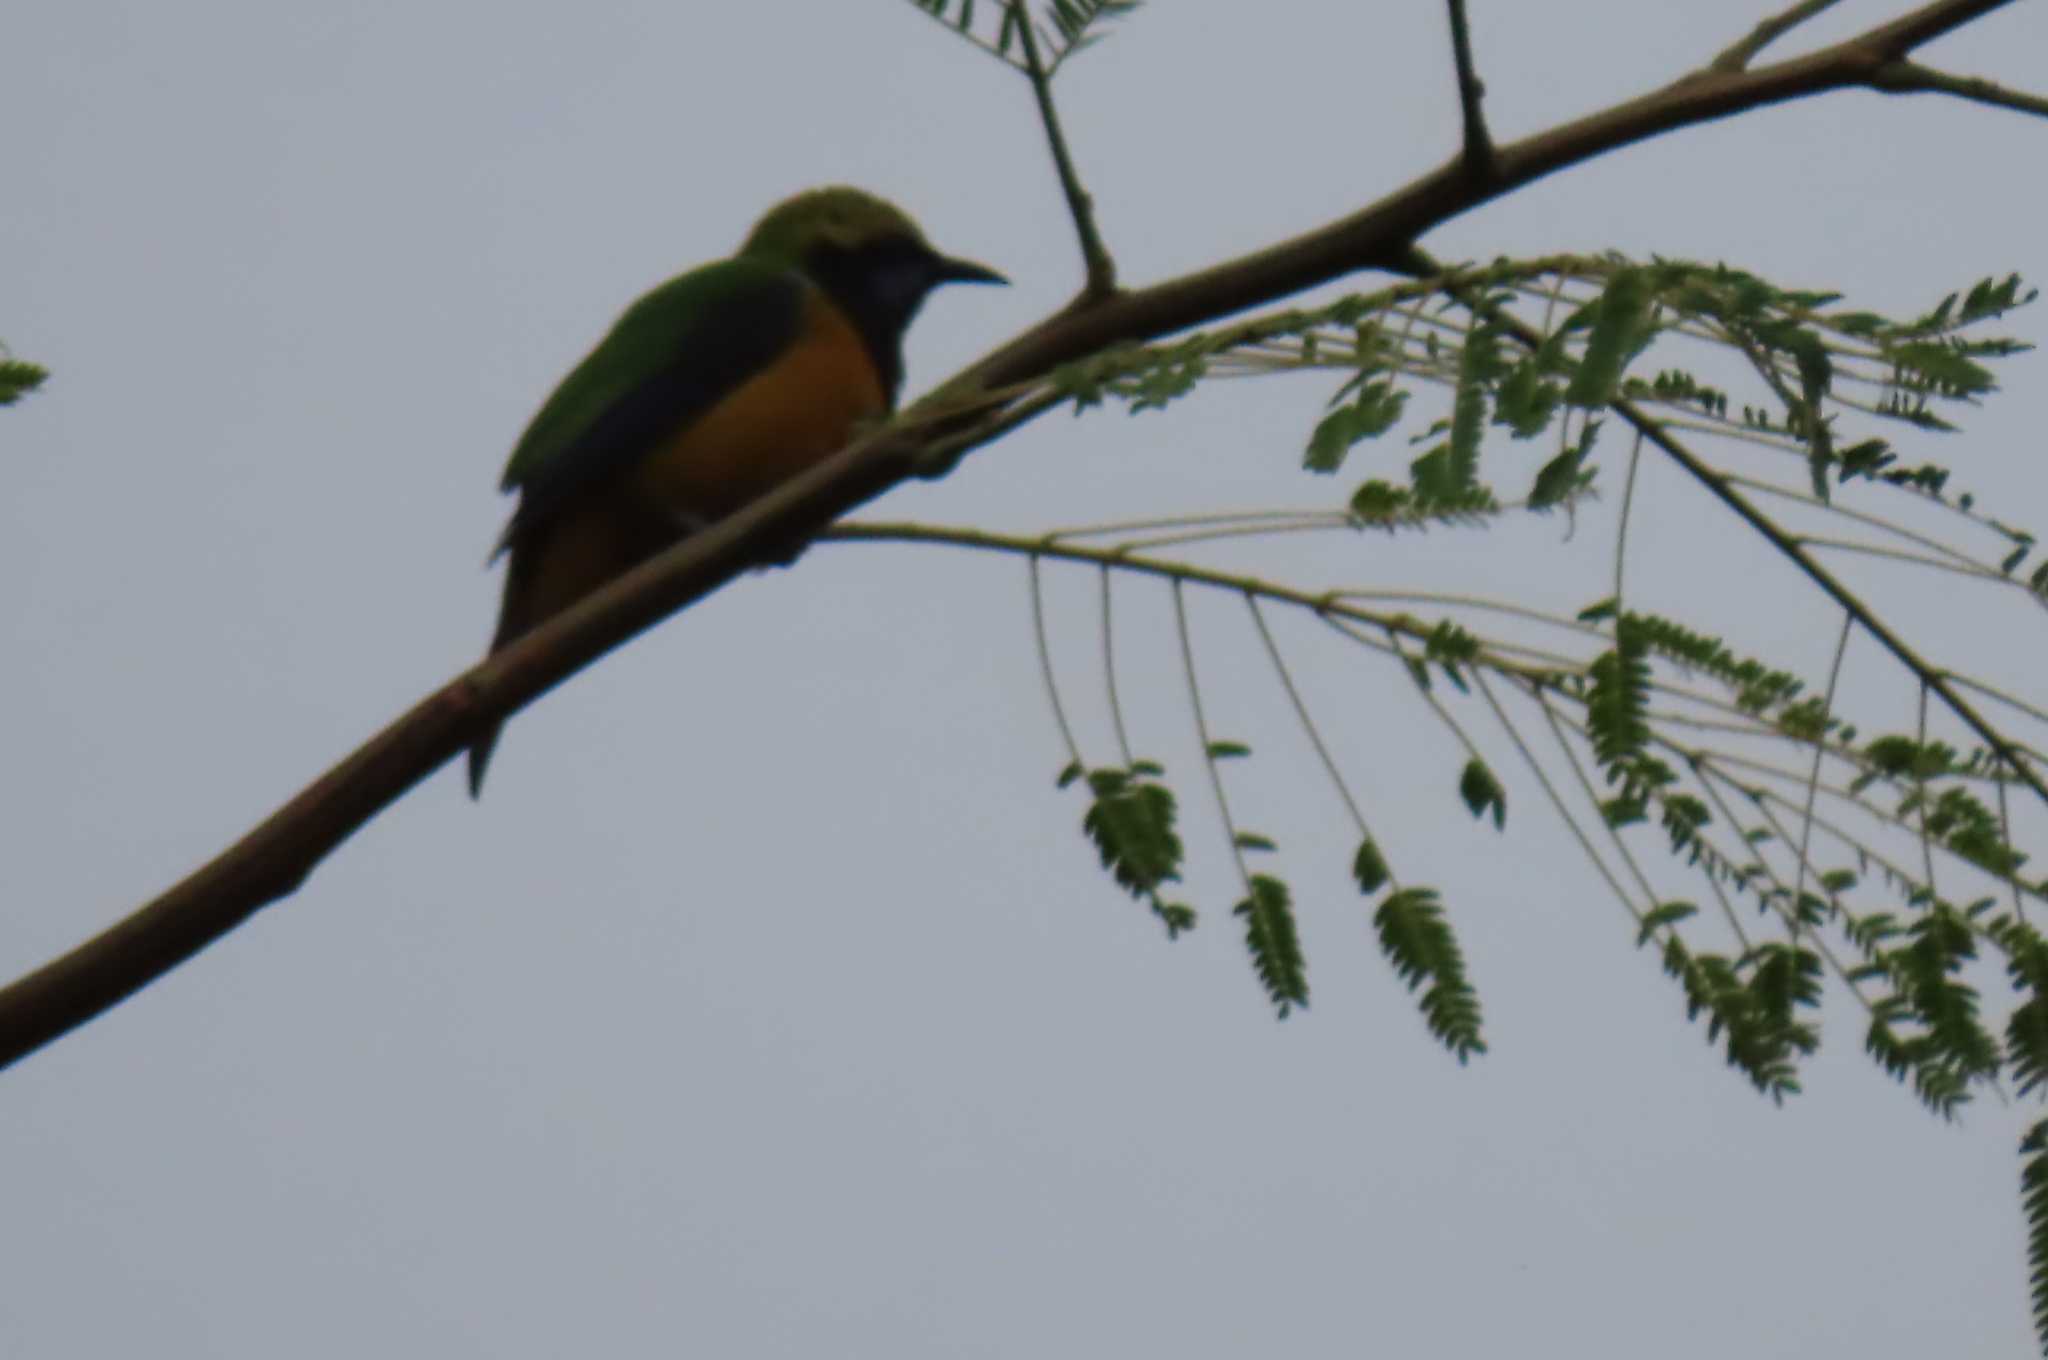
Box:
<box><xmin>466</xmin><ymin>541</ymin><xmax>539</xmax><ymax>799</ymax></box>
<box><xmin>468</xmin><ymin>503</ymin><xmax>667</xmax><ymax>799</ymax></box>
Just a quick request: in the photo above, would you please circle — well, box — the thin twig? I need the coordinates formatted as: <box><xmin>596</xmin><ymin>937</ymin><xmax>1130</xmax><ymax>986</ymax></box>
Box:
<box><xmin>1872</xmin><ymin>59</ymin><xmax>2048</xmax><ymax>118</ymax></box>
<box><xmin>1693</xmin><ymin>762</ymin><xmax>1879</xmax><ymax>1013</ymax></box>
<box><xmin>1375</xmin><ymin>626</ymin><xmax>1498</xmax><ymax>775</ymax></box>
<box><xmin>1536</xmin><ymin>693</ymin><xmax>1667</xmax><ymax>912</ymax></box>
<box><xmin>1793</xmin><ymin>612</ymin><xmax>1855</xmax><ymax>930</ymax></box>
<box><xmin>1944</xmin><ymin>673</ymin><xmax>2048</xmax><ymax>731</ymax></box>
<box><xmin>1172</xmin><ymin>582</ymin><xmax>1253</xmax><ymax>894</ymax></box>
<box><xmin>1728</xmin><ymin>474</ymin><xmax>2013</xmax><ymax>578</ymax></box>
<box><xmin>1800</xmin><ymin>534</ymin><xmax>2048</xmax><ymax>603</ymax></box>
<box><xmin>1011</xmin><ymin>0</ymin><xmax>1118</xmax><ymax>297</ymax></box>
<box><xmin>1679</xmin><ymin>760</ymin><xmax>1766</xmax><ymax>951</ymax></box>
<box><xmin>1918</xmin><ymin>683</ymin><xmax>1940</xmax><ymax>900</ymax></box>
<box><xmin>1471</xmin><ymin>674</ymin><xmax>1644</xmax><ymax>925</ymax></box>
<box><xmin>1999</xmin><ymin>777</ymin><xmax>2023</xmax><ymax>920</ymax></box>
<box><xmin>1246</xmin><ymin>597</ymin><xmax>1379</xmax><ymax>850</ymax></box>
<box><xmin>1647</xmin><ymin>401</ymin><xmax>2048</xmax><ymax>806</ymax></box>
<box><xmin>1712</xmin><ymin>0</ymin><xmax>1846</xmax><ymax>72</ymax></box>
<box><xmin>1100</xmin><ymin>566</ymin><xmax>1134</xmax><ymax>764</ymax></box>
<box><xmin>1444</xmin><ymin>0</ymin><xmax>1496</xmax><ymax>173</ymax></box>
<box><xmin>1029</xmin><ymin>556</ymin><xmax>1085</xmax><ymax>767</ymax></box>
<box><xmin>1612</xmin><ymin>428</ymin><xmax>1645</xmax><ymax>610</ymax></box>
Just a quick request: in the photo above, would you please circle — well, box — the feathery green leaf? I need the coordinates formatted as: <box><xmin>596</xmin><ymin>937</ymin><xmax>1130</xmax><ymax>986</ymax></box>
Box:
<box><xmin>1237</xmin><ymin>874</ymin><xmax>1308</xmax><ymax>1017</ymax></box>
<box><xmin>1375</xmin><ymin>886</ymin><xmax>1485</xmax><ymax>1061</ymax></box>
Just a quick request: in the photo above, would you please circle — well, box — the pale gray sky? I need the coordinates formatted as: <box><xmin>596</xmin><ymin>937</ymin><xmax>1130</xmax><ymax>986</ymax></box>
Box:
<box><xmin>4</xmin><ymin>3</ymin><xmax>2046</xmax><ymax>1355</ymax></box>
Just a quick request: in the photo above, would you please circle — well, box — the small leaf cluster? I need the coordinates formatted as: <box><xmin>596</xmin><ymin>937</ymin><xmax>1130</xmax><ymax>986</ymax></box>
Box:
<box><xmin>1048</xmin><ymin>258</ymin><xmax>2032</xmax><ymax>553</ymax></box>
<box><xmin>907</xmin><ymin>0</ymin><xmax>1139</xmax><ymax>72</ymax></box>
<box><xmin>1062</xmin><ymin>759</ymin><xmax>1194</xmax><ymax>937</ymax></box>
<box><xmin>2022</xmin><ymin>1118</ymin><xmax>2048</xmax><ymax>1345</ymax></box>
<box><xmin>0</xmin><ymin>347</ymin><xmax>46</xmax><ymax>407</ymax></box>
<box><xmin>1852</xmin><ymin>736</ymin><xmax>2032</xmax><ymax>883</ymax></box>
<box><xmin>1356</xmin><ymin>845</ymin><xmax>1485</xmax><ymax>1062</ymax></box>
<box><xmin>1051</xmin><ymin>335</ymin><xmax>1220</xmax><ymax>416</ymax></box>
<box><xmin>1854</xmin><ymin>902</ymin><xmax>2002</xmax><ymax>1119</ymax></box>
<box><xmin>1237</xmin><ymin>873</ymin><xmax>1307</xmax><ymax>1017</ymax></box>
<box><xmin>1620</xmin><ymin>610</ymin><xmax>1807</xmax><ymax>715</ymax></box>
<box><xmin>1204</xmin><ymin>740</ymin><xmax>1311</xmax><ymax>1017</ymax></box>
<box><xmin>1658</xmin><ymin>933</ymin><xmax>1821</xmax><ymax>1102</ymax></box>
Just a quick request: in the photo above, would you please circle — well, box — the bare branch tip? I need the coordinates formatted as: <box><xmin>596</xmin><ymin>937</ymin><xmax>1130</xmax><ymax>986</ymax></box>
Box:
<box><xmin>1872</xmin><ymin>58</ymin><xmax>2048</xmax><ymax>119</ymax></box>
<box><xmin>1009</xmin><ymin>0</ymin><xmax>1121</xmax><ymax>298</ymax></box>
<box><xmin>1444</xmin><ymin>0</ymin><xmax>1496</xmax><ymax>175</ymax></box>
<box><xmin>1709</xmin><ymin>0</ymin><xmax>1845</xmax><ymax>73</ymax></box>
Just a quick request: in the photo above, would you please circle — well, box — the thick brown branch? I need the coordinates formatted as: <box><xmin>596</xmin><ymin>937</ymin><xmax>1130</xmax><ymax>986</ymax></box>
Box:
<box><xmin>0</xmin><ymin>0</ymin><xmax>2026</xmax><ymax>1070</ymax></box>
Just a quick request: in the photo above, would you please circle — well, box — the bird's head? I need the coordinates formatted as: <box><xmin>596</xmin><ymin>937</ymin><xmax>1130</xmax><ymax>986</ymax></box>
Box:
<box><xmin>741</xmin><ymin>186</ymin><xmax>1005</xmax><ymax>335</ymax></box>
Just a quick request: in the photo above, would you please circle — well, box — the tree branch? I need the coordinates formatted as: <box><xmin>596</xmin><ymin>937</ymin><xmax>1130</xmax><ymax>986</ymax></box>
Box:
<box><xmin>1713</xmin><ymin>0</ymin><xmax>1846</xmax><ymax>72</ymax></box>
<box><xmin>1873</xmin><ymin>58</ymin><xmax>2048</xmax><ymax>117</ymax></box>
<box><xmin>1617</xmin><ymin>398</ymin><xmax>2048</xmax><ymax>809</ymax></box>
<box><xmin>1444</xmin><ymin>0</ymin><xmax>1496</xmax><ymax>175</ymax></box>
<box><xmin>0</xmin><ymin>0</ymin><xmax>2026</xmax><ymax>1070</ymax></box>
<box><xmin>1403</xmin><ymin>239</ymin><xmax>2048</xmax><ymax>813</ymax></box>
<box><xmin>1010</xmin><ymin>0</ymin><xmax>1118</xmax><ymax>297</ymax></box>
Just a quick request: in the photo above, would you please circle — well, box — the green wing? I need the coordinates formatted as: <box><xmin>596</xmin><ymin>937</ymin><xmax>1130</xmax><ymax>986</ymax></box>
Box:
<box><xmin>496</xmin><ymin>256</ymin><xmax>807</xmax><ymax>543</ymax></box>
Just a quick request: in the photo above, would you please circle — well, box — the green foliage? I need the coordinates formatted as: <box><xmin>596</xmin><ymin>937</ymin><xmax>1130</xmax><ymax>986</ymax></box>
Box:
<box><xmin>1039</xmin><ymin>0</ymin><xmax>1141</xmax><ymax>63</ymax></box>
<box><xmin>0</xmin><ymin>348</ymin><xmax>46</xmax><ymax>406</ymax></box>
<box><xmin>1446</xmin><ymin>318</ymin><xmax>1503</xmax><ymax>487</ymax></box>
<box><xmin>1054</xmin><ymin>258</ymin><xmax>2031</xmax><ymax>554</ymax></box>
<box><xmin>1563</xmin><ymin>267</ymin><xmax>1658</xmax><ymax>407</ymax></box>
<box><xmin>1305</xmin><ymin>378</ymin><xmax>1406</xmax><ymax>473</ymax></box>
<box><xmin>1373</xmin><ymin>885</ymin><xmax>1485</xmax><ymax>1061</ymax></box>
<box><xmin>1659</xmin><ymin>935</ymin><xmax>1820</xmax><ymax>1102</ymax></box>
<box><xmin>1585</xmin><ymin>617</ymin><xmax>1651</xmax><ymax>768</ymax></box>
<box><xmin>1621</xmin><ymin>368</ymin><xmax>1728</xmax><ymax>418</ymax></box>
<box><xmin>1988</xmin><ymin>915</ymin><xmax>2048</xmax><ymax>1100</ymax></box>
<box><xmin>1038</xmin><ymin>254</ymin><xmax>2043</xmax><ymax>738</ymax></box>
<box><xmin>1237</xmin><ymin>874</ymin><xmax>1307</xmax><ymax>1017</ymax></box>
<box><xmin>1053</xmin><ymin>338</ymin><xmax>1212</xmax><ymax>414</ymax></box>
<box><xmin>1424</xmin><ymin>620</ymin><xmax>1480</xmax><ymax>691</ymax></box>
<box><xmin>1347</xmin><ymin>477</ymin><xmax>1498</xmax><ymax>525</ymax></box>
<box><xmin>2023</xmin><ymin>1120</ymin><xmax>2048</xmax><ymax>1350</ymax></box>
<box><xmin>1493</xmin><ymin>351</ymin><xmax>1565</xmax><ymax>438</ymax></box>
<box><xmin>1855</xmin><ymin>904</ymin><xmax>2002</xmax><ymax>1118</ymax></box>
<box><xmin>1527</xmin><ymin>418</ymin><xmax>1599</xmax><ymax>509</ymax></box>
<box><xmin>1025</xmin><ymin>249</ymin><xmax>2045</xmax><ymax>1326</ymax></box>
<box><xmin>907</xmin><ymin>0</ymin><xmax>1139</xmax><ymax>71</ymax></box>
<box><xmin>1408</xmin><ymin>442</ymin><xmax>1496</xmax><ymax>511</ymax></box>
<box><xmin>1075</xmin><ymin>761</ymin><xmax>1194</xmax><ymax>937</ymax></box>
<box><xmin>1351</xmin><ymin>838</ymin><xmax>1391</xmax><ymax>894</ymax></box>
<box><xmin>1636</xmin><ymin>900</ymin><xmax>1698</xmax><ymax>947</ymax></box>
<box><xmin>1850</xmin><ymin>737</ymin><xmax>2030</xmax><ymax>879</ymax></box>
<box><xmin>1624</xmin><ymin>611</ymin><xmax>1806</xmax><ymax>715</ymax></box>
<box><xmin>1458</xmin><ymin>758</ymin><xmax>1506</xmax><ymax>829</ymax></box>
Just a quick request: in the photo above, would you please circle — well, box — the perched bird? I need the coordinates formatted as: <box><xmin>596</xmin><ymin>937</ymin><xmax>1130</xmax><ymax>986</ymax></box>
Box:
<box><xmin>467</xmin><ymin>186</ymin><xmax>1004</xmax><ymax>796</ymax></box>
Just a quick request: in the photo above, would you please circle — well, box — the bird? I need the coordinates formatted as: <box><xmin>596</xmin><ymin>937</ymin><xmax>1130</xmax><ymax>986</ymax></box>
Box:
<box><xmin>467</xmin><ymin>186</ymin><xmax>1005</xmax><ymax>796</ymax></box>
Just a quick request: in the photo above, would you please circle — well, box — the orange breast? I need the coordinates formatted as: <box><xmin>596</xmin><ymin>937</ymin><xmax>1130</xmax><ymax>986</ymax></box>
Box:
<box><xmin>628</xmin><ymin>288</ymin><xmax>888</xmax><ymax>522</ymax></box>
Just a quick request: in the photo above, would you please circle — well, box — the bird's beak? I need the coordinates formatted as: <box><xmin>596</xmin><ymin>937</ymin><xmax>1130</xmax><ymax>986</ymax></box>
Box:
<box><xmin>930</xmin><ymin>253</ymin><xmax>1008</xmax><ymax>287</ymax></box>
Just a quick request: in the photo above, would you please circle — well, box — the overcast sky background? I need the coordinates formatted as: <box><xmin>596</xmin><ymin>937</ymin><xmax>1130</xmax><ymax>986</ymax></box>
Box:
<box><xmin>5</xmin><ymin>2</ymin><xmax>2047</xmax><ymax>1355</ymax></box>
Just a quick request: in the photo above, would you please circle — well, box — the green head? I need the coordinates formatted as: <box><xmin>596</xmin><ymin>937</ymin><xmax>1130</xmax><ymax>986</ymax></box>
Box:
<box><xmin>741</xmin><ymin>186</ymin><xmax>1000</xmax><ymax>281</ymax></box>
<box><xmin>739</xmin><ymin>187</ymin><xmax>1004</xmax><ymax>391</ymax></box>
